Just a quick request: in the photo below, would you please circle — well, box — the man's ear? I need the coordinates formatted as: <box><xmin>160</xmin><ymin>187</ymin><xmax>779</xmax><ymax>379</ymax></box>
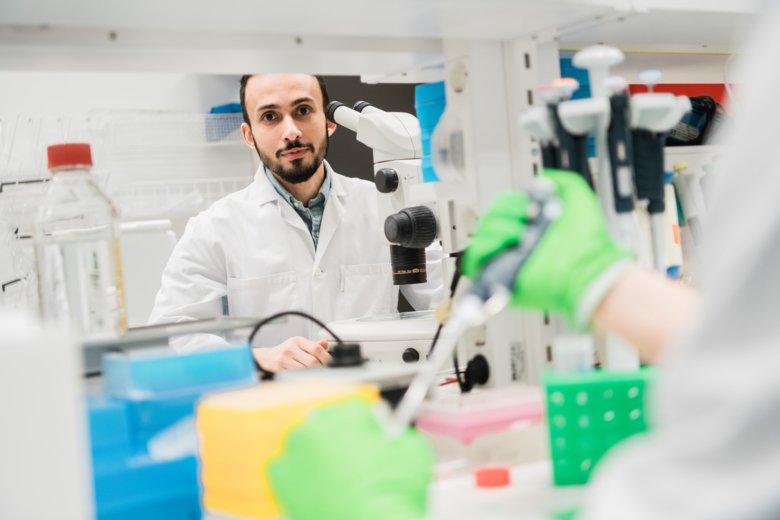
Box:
<box><xmin>240</xmin><ymin>122</ymin><xmax>256</xmax><ymax>150</ymax></box>
<box><xmin>326</xmin><ymin>119</ymin><xmax>337</xmax><ymax>137</ymax></box>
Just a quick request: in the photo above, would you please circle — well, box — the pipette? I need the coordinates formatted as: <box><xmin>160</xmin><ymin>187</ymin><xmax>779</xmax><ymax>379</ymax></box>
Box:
<box><xmin>388</xmin><ymin>179</ymin><xmax>561</xmax><ymax>435</ymax></box>
<box><xmin>632</xmin><ymin>128</ymin><xmax>667</xmax><ymax>270</ymax></box>
<box><xmin>546</xmin><ymin>78</ymin><xmax>595</xmax><ymax>189</ymax></box>
<box><xmin>605</xmin><ymin>76</ymin><xmax>638</xmax><ymax>251</ymax></box>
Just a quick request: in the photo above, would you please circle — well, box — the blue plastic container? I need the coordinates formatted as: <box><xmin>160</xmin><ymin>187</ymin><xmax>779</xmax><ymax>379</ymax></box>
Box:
<box><xmin>123</xmin><ymin>380</ymin><xmax>258</xmax><ymax>447</ymax></box>
<box><xmin>87</xmin><ymin>397</ymin><xmax>202</xmax><ymax>520</ymax></box>
<box><xmin>93</xmin><ymin>453</ymin><xmax>200</xmax><ymax>520</ymax></box>
<box><xmin>86</xmin><ymin>345</ymin><xmax>262</xmax><ymax>519</ymax></box>
<box><xmin>103</xmin><ymin>345</ymin><xmax>257</xmax><ymax>398</ymax></box>
<box><xmin>98</xmin><ymin>493</ymin><xmax>201</xmax><ymax>520</ymax></box>
<box><xmin>101</xmin><ymin>345</ymin><xmax>257</xmax><ymax>447</ymax></box>
<box><xmin>88</xmin><ymin>396</ymin><xmax>132</xmax><ymax>458</ymax></box>
<box><xmin>415</xmin><ymin>81</ymin><xmax>447</xmax><ymax>183</ymax></box>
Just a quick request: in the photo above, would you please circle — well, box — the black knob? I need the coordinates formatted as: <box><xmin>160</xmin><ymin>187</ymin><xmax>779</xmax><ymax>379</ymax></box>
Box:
<box><xmin>375</xmin><ymin>168</ymin><xmax>399</xmax><ymax>193</ymax></box>
<box><xmin>384</xmin><ymin>206</ymin><xmax>437</xmax><ymax>248</ymax></box>
<box><xmin>402</xmin><ymin>348</ymin><xmax>420</xmax><ymax>363</ymax></box>
<box><xmin>462</xmin><ymin>354</ymin><xmax>490</xmax><ymax>392</ymax></box>
<box><xmin>328</xmin><ymin>342</ymin><xmax>364</xmax><ymax>368</ymax></box>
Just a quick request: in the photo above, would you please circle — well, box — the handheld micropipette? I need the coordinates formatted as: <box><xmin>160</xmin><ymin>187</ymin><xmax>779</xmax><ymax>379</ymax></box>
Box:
<box><xmin>388</xmin><ymin>180</ymin><xmax>561</xmax><ymax>435</ymax></box>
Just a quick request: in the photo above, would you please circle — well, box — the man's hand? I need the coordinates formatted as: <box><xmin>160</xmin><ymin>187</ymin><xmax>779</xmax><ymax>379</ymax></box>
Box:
<box><xmin>253</xmin><ymin>337</ymin><xmax>332</xmax><ymax>372</ymax></box>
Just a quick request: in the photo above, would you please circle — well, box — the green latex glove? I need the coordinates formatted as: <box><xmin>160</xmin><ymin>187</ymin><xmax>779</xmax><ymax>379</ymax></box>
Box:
<box><xmin>462</xmin><ymin>169</ymin><xmax>631</xmax><ymax>329</ymax></box>
<box><xmin>267</xmin><ymin>398</ymin><xmax>433</xmax><ymax>520</ymax></box>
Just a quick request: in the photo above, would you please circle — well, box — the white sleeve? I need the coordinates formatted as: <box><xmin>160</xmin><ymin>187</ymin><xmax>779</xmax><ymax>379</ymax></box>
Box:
<box><xmin>148</xmin><ymin>215</ymin><xmax>231</xmax><ymax>350</ymax></box>
<box><xmin>399</xmin><ymin>241</ymin><xmax>446</xmax><ymax>311</ymax></box>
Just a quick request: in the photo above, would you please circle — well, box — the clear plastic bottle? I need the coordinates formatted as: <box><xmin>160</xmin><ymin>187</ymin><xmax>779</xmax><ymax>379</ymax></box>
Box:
<box><xmin>34</xmin><ymin>143</ymin><xmax>127</xmax><ymax>338</ymax></box>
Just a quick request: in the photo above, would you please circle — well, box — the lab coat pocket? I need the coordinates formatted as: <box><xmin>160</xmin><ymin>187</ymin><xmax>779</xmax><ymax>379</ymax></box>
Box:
<box><xmin>339</xmin><ymin>263</ymin><xmax>396</xmax><ymax>318</ymax></box>
<box><xmin>226</xmin><ymin>271</ymin><xmax>300</xmax><ymax>318</ymax></box>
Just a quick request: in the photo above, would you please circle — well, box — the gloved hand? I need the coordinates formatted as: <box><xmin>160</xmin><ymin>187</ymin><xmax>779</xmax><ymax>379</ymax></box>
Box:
<box><xmin>267</xmin><ymin>398</ymin><xmax>433</xmax><ymax>520</ymax></box>
<box><xmin>462</xmin><ymin>169</ymin><xmax>631</xmax><ymax>329</ymax></box>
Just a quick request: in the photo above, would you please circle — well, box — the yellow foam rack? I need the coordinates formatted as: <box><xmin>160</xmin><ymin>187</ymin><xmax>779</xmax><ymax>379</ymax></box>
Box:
<box><xmin>197</xmin><ymin>379</ymin><xmax>378</xmax><ymax>519</ymax></box>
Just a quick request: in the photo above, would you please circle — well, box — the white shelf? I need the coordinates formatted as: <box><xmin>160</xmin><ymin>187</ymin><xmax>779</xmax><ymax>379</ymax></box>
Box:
<box><xmin>0</xmin><ymin>0</ymin><xmax>758</xmax><ymax>74</ymax></box>
<box><xmin>560</xmin><ymin>7</ymin><xmax>755</xmax><ymax>54</ymax></box>
<box><xmin>0</xmin><ymin>0</ymin><xmax>624</xmax><ymax>39</ymax></box>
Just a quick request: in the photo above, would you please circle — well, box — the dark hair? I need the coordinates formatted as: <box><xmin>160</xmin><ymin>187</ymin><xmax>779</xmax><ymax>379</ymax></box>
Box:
<box><xmin>239</xmin><ymin>74</ymin><xmax>330</xmax><ymax>126</ymax></box>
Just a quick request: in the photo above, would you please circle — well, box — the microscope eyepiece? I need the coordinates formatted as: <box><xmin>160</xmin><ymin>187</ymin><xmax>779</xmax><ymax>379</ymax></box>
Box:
<box><xmin>352</xmin><ymin>100</ymin><xmax>373</xmax><ymax>113</ymax></box>
<box><xmin>325</xmin><ymin>101</ymin><xmax>346</xmax><ymax>123</ymax></box>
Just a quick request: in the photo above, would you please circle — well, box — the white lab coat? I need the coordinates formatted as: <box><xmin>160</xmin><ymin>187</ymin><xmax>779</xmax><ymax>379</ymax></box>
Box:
<box><xmin>581</xmin><ymin>3</ymin><xmax>780</xmax><ymax>519</ymax></box>
<box><xmin>149</xmin><ymin>163</ymin><xmax>443</xmax><ymax>350</ymax></box>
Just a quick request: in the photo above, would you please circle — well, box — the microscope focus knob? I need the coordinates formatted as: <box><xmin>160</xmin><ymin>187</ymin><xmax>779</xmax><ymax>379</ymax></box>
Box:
<box><xmin>375</xmin><ymin>168</ymin><xmax>400</xmax><ymax>193</ymax></box>
<box><xmin>402</xmin><ymin>348</ymin><xmax>420</xmax><ymax>363</ymax></box>
<box><xmin>384</xmin><ymin>206</ymin><xmax>437</xmax><ymax>248</ymax></box>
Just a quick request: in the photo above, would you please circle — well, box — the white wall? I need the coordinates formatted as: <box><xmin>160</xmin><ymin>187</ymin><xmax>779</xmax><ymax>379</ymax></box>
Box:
<box><xmin>0</xmin><ymin>72</ymin><xmax>240</xmax><ymax>115</ymax></box>
<box><xmin>614</xmin><ymin>52</ymin><xmax>736</xmax><ymax>86</ymax></box>
<box><xmin>560</xmin><ymin>51</ymin><xmax>738</xmax><ymax>86</ymax></box>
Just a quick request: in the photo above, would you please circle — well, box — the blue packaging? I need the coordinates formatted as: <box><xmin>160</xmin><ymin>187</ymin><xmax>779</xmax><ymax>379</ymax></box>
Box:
<box><xmin>205</xmin><ymin>104</ymin><xmax>242</xmax><ymax>142</ymax></box>
<box><xmin>415</xmin><ymin>81</ymin><xmax>447</xmax><ymax>183</ymax></box>
<box><xmin>103</xmin><ymin>345</ymin><xmax>257</xmax><ymax>398</ymax></box>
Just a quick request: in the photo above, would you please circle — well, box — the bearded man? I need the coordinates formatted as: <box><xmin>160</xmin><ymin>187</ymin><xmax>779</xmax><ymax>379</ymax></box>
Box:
<box><xmin>150</xmin><ymin>74</ymin><xmax>442</xmax><ymax>372</ymax></box>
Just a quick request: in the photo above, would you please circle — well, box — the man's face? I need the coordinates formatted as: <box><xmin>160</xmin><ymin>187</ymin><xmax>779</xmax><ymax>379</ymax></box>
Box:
<box><xmin>240</xmin><ymin>74</ymin><xmax>335</xmax><ymax>184</ymax></box>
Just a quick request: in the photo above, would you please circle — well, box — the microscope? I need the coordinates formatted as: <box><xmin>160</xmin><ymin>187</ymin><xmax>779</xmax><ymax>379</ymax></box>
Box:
<box><xmin>326</xmin><ymin>101</ymin><xmax>439</xmax><ymax>284</ymax></box>
<box><xmin>324</xmin><ymin>99</ymin><xmax>522</xmax><ymax>392</ymax></box>
<box><xmin>322</xmin><ymin>101</ymin><xmax>446</xmax><ymax>365</ymax></box>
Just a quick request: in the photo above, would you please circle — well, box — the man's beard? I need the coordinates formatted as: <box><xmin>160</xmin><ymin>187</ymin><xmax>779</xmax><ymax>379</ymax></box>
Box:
<box><xmin>255</xmin><ymin>131</ymin><xmax>329</xmax><ymax>185</ymax></box>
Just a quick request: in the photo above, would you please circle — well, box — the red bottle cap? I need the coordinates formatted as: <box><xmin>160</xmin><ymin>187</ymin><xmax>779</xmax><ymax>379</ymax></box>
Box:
<box><xmin>474</xmin><ymin>466</ymin><xmax>511</xmax><ymax>488</ymax></box>
<box><xmin>47</xmin><ymin>143</ymin><xmax>93</xmax><ymax>170</ymax></box>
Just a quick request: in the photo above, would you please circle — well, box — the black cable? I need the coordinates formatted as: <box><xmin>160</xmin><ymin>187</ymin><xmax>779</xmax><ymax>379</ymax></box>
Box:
<box><xmin>427</xmin><ymin>323</ymin><xmax>444</xmax><ymax>359</ymax></box>
<box><xmin>248</xmin><ymin>310</ymin><xmax>345</xmax><ymax>380</ymax></box>
<box><xmin>425</xmin><ymin>251</ymin><xmax>463</xmax><ymax>359</ymax></box>
<box><xmin>422</xmin><ymin>251</ymin><xmax>470</xmax><ymax>393</ymax></box>
<box><xmin>453</xmin><ymin>349</ymin><xmax>469</xmax><ymax>393</ymax></box>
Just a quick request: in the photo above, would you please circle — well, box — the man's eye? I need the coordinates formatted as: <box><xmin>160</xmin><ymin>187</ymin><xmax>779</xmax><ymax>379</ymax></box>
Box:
<box><xmin>297</xmin><ymin>106</ymin><xmax>311</xmax><ymax>116</ymax></box>
<box><xmin>261</xmin><ymin>112</ymin><xmax>277</xmax><ymax>122</ymax></box>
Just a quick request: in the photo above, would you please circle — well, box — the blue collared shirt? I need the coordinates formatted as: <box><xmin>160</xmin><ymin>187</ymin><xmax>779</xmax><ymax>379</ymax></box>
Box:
<box><xmin>264</xmin><ymin>162</ymin><xmax>331</xmax><ymax>249</ymax></box>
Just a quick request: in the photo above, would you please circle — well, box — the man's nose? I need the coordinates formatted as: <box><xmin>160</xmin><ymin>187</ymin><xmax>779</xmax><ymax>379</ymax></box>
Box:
<box><xmin>281</xmin><ymin>115</ymin><xmax>303</xmax><ymax>142</ymax></box>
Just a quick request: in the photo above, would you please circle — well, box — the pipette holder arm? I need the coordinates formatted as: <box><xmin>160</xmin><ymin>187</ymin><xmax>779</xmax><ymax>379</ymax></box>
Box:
<box><xmin>518</xmin><ymin>107</ymin><xmax>555</xmax><ymax>142</ymax></box>
<box><xmin>630</xmin><ymin>94</ymin><xmax>691</xmax><ymax>133</ymax></box>
<box><xmin>557</xmin><ymin>97</ymin><xmax>610</xmax><ymax>136</ymax></box>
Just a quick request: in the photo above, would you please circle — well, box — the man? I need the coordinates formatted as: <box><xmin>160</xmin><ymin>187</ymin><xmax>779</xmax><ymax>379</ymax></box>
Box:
<box><xmin>150</xmin><ymin>74</ymin><xmax>441</xmax><ymax>372</ymax></box>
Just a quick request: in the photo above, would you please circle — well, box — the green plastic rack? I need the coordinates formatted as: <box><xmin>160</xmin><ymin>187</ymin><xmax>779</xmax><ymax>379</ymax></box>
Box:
<box><xmin>544</xmin><ymin>368</ymin><xmax>655</xmax><ymax>486</ymax></box>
